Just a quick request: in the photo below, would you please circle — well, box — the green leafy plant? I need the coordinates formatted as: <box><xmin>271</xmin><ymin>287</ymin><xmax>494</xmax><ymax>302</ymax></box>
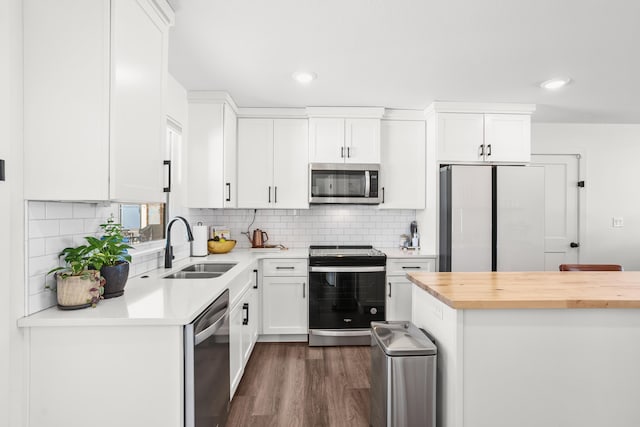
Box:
<box><xmin>48</xmin><ymin>244</ymin><xmax>94</xmax><ymax>278</ymax></box>
<box><xmin>85</xmin><ymin>218</ymin><xmax>133</xmax><ymax>269</ymax></box>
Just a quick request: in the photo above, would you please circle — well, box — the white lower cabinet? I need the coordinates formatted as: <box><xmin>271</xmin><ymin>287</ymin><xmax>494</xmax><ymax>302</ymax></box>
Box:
<box><xmin>261</xmin><ymin>259</ymin><xmax>308</xmax><ymax>335</ymax></box>
<box><xmin>229</xmin><ymin>265</ymin><xmax>260</xmax><ymax>398</ymax></box>
<box><xmin>386</xmin><ymin>257</ymin><xmax>436</xmax><ymax>321</ymax></box>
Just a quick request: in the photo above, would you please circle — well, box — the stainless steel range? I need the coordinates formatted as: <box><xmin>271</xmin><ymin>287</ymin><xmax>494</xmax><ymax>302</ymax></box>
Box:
<box><xmin>308</xmin><ymin>245</ymin><xmax>386</xmax><ymax>346</ymax></box>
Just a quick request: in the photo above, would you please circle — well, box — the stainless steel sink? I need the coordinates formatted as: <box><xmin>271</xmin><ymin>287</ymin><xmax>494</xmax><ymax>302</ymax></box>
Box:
<box><xmin>180</xmin><ymin>263</ymin><xmax>237</xmax><ymax>273</ymax></box>
<box><xmin>163</xmin><ymin>271</ymin><xmax>223</xmax><ymax>279</ymax></box>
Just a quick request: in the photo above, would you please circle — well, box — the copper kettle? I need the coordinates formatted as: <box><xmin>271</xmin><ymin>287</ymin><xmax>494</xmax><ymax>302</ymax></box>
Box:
<box><xmin>249</xmin><ymin>229</ymin><xmax>269</xmax><ymax>248</ymax></box>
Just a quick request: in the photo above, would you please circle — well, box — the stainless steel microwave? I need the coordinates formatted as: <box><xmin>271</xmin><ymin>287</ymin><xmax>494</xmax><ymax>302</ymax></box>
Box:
<box><xmin>309</xmin><ymin>163</ymin><xmax>381</xmax><ymax>204</ymax></box>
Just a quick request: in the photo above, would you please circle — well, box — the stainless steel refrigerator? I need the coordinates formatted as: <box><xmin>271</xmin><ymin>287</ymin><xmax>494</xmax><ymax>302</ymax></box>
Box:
<box><xmin>439</xmin><ymin>165</ymin><xmax>545</xmax><ymax>272</ymax></box>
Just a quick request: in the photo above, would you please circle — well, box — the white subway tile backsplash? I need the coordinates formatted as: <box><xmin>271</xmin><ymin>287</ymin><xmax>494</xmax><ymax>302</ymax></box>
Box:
<box><xmin>29</xmin><ymin>220</ymin><xmax>60</xmax><ymax>238</ymax></box>
<box><xmin>59</xmin><ymin>219</ymin><xmax>85</xmax><ymax>235</ymax></box>
<box><xmin>73</xmin><ymin>203</ymin><xmax>97</xmax><ymax>219</ymax></box>
<box><xmin>29</xmin><ymin>254</ymin><xmax>60</xmax><ymax>277</ymax></box>
<box><xmin>45</xmin><ymin>202</ymin><xmax>73</xmax><ymax>219</ymax></box>
<box><xmin>45</xmin><ymin>236</ymin><xmax>74</xmax><ymax>256</ymax></box>
<box><xmin>29</xmin><ymin>202</ymin><xmax>46</xmax><ymax>220</ymax></box>
<box><xmin>29</xmin><ymin>238</ymin><xmax>45</xmax><ymax>257</ymax></box>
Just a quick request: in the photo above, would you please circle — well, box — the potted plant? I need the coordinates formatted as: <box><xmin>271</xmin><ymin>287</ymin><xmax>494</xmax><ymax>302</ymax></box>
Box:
<box><xmin>48</xmin><ymin>244</ymin><xmax>104</xmax><ymax>310</ymax></box>
<box><xmin>86</xmin><ymin>218</ymin><xmax>133</xmax><ymax>299</ymax></box>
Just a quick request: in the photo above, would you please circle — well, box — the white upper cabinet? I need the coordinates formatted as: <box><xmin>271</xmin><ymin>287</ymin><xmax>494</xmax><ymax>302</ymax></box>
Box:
<box><xmin>380</xmin><ymin>120</ymin><xmax>426</xmax><ymax>209</ymax></box>
<box><xmin>187</xmin><ymin>93</ymin><xmax>238</xmax><ymax>208</ymax></box>
<box><xmin>428</xmin><ymin>103</ymin><xmax>535</xmax><ymax>163</ymax></box>
<box><xmin>23</xmin><ymin>0</ymin><xmax>173</xmax><ymax>202</ymax></box>
<box><xmin>308</xmin><ymin>108</ymin><xmax>384</xmax><ymax>164</ymax></box>
<box><xmin>237</xmin><ymin>118</ymin><xmax>309</xmax><ymax>209</ymax></box>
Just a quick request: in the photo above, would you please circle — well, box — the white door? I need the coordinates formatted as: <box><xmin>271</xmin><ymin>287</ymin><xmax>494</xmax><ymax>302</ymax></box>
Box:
<box><xmin>273</xmin><ymin>119</ymin><xmax>309</xmax><ymax>209</ymax></box>
<box><xmin>449</xmin><ymin>166</ymin><xmax>493</xmax><ymax>272</ymax></box>
<box><xmin>262</xmin><ymin>276</ymin><xmax>308</xmax><ymax>334</ymax></box>
<box><xmin>308</xmin><ymin>118</ymin><xmax>344</xmax><ymax>163</ymax></box>
<box><xmin>531</xmin><ymin>154</ymin><xmax>580</xmax><ymax>270</ymax></box>
<box><xmin>380</xmin><ymin>120</ymin><xmax>426</xmax><ymax>209</ymax></box>
<box><xmin>437</xmin><ymin>113</ymin><xmax>485</xmax><ymax>162</ymax></box>
<box><xmin>496</xmin><ymin>166</ymin><xmax>545</xmax><ymax>271</ymax></box>
<box><xmin>110</xmin><ymin>0</ymin><xmax>165</xmax><ymax>202</ymax></box>
<box><xmin>386</xmin><ymin>278</ymin><xmax>413</xmax><ymax>321</ymax></box>
<box><xmin>484</xmin><ymin>114</ymin><xmax>531</xmax><ymax>162</ymax></box>
<box><xmin>237</xmin><ymin>118</ymin><xmax>273</xmax><ymax>208</ymax></box>
<box><xmin>345</xmin><ymin>118</ymin><xmax>380</xmax><ymax>163</ymax></box>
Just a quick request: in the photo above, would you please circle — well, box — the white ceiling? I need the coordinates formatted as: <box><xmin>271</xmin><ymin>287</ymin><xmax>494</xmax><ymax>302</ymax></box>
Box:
<box><xmin>167</xmin><ymin>0</ymin><xmax>640</xmax><ymax>123</ymax></box>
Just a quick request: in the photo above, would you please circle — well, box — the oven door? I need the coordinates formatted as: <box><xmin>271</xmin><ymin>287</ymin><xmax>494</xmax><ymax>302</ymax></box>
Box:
<box><xmin>308</xmin><ymin>266</ymin><xmax>386</xmax><ymax>329</ymax></box>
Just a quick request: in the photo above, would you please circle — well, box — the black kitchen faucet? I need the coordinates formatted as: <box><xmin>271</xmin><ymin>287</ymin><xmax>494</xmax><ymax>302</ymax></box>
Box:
<box><xmin>164</xmin><ymin>216</ymin><xmax>194</xmax><ymax>268</ymax></box>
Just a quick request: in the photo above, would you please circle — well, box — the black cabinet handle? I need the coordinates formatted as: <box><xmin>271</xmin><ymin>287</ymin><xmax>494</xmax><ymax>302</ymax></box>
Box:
<box><xmin>242</xmin><ymin>303</ymin><xmax>249</xmax><ymax>325</ymax></box>
<box><xmin>268</xmin><ymin>186</ymin><xmax>271</xmax><ymax>203</ymax></box>
<box><xmin>274</xmin><ymin>186</ymin><xmax>277</xmax><ymax>204</ymax></box>
<box><xmin>570</xmin><ymin>242</ymin><xmax>580</xmax><ymax>248</ymax></box>
<box><xmin>402</xmin><ymin>266</ymin><xmax>422</xmax><ymax>270</ymax></box>
<box><xmin>487</xmin><ymin>144</ymin><xmax>492</xmax><ymax>156</ymax></box>
<box><xmin>347</xmin><ymin>147</ymin><xmax>351</xmax><ymax>158</ymax></box>
<box><xmin>253</xmin><ymin>269</ymin><xmax>258</xmax><ymax>289</ymax></box>
<box><xmin>0</xmin><ymin>159</ymin><xmax>5</xmax><ymax>181</ymax></box>
<box><xmin>276</xmin><ymin>266</ymin><xmax>295</xmax><ymax>270</ymax></box>
<box><xmin>302</xmin><ymin>282</ymin><xmax>306</xmax><ymax>298</ymax></box>
<box><xmin>478</xmin><ymin>145</ymin><xmax>484</xmax><ymax>157</ymax></box>
<box><xmin>341</xmin><ymin>147</ymin><xmax>344</xmax><ymax>158</ymax></box>
<box><xmin>382</xmin><ymin>187</ymin><xmax>385</xmax><ymax>204</ymax></box>
<box><xmin>388</xmin><ymin>282</ymin><xmax>392</xmax><ymax>297</ymax></box>
<box><xmin>225</xmin><ymin>183</ymin><xmax>231</xmax><ymax>202</ymax></box>
<box><xmin>163</xmin><ymin>160</ymin><xmax>171</xmax><ymax>192</ymax></box>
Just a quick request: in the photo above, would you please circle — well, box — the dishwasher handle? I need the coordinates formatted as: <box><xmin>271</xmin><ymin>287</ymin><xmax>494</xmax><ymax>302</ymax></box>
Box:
<box><xmin>194</xmin><ymin>311</ymin><xmax>227</xmax><ymax>345</ymax></box>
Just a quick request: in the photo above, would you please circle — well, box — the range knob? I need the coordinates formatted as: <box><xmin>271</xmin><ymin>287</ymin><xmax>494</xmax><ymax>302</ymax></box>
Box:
<box><xmin>370</xmin><ymin>307</ymin><xmax>378</xmax><ymax>315</ymax></box>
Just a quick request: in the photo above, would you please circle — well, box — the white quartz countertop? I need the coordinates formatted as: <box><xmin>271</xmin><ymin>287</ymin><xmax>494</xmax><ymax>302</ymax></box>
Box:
<box><xmin>379</xmin><ymin>247</ymin><xmax>437</xmax><ymax>258</ymax></box>
<box><xmin>18</xmin><ymin>248</ymin><xmax>308</xmax><ymax>328</ymax></box>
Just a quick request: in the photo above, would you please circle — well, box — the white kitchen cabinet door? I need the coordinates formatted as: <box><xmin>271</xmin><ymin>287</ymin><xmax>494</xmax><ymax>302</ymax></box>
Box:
<box><xmin>380</xmin><ymin>120</ymin><xmax>426</xmax><ymax>209</ymax></box>
<box><xmin>237</xmin><ymin>118</ymin><xmax>274</xmax><ymax>208</ymax></box>
<box><xmin>309</xmin><ymin>118</ymin><xmax>345</xmax><ymax>163</ymax></box>
<box><xmin>242</xmin><ymin>288</ymin><xmax>259</xmax><ymax>366</ymax></box>
<box><xmin>23</xmin><ymin>0</ymin><xmax>171</xmax><ymax>202</ymax></box>
<box><xmin>273</xmin><ymin>119</ymin><xmax>309</xmax><ymax>209</ymax></box>
<box><xmin>229</xmin><ymin>299</ymin><xmax>244</xmax><ymax>398</ymax></box>
<box><xmin>345</xmin><ymin>118</ymin><xmax>380</xmax><ymax>163</ymax></box>
<box><xmin>436</xmin><ymin>113</ymin><xmax>485</xmax><ymax>163</ymax></box>
<box><xmin>484</xmin><ymin>114</ymin><xmax>531</xmax><ymax>162</ymax></box>
<box><xmin>109</xmin><ymin>0</ymin><xmax>165</xmax><ymax>202</ymax></box>
<box><xmin>223</xmin><ymin>104</ymin><xmax>238</xmax><ymax>207</ymax></box>
<box><xmin>262</xmin><ymin>276</ymin><xmax>308</xmax><ymax>335</ymax></box>
<box><xmin>386</xmin><ymin>278</ymin><xmax>413</xmax><ymax>322</ymax></box>
<box><xmin>187</xmin><ymin>101</ymin><xmax>237</xmax><ymax>208</ymax></box>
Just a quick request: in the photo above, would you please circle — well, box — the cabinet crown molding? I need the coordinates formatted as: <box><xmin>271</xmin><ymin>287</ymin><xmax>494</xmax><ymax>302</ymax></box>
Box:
<box><xmin>237</xmin><ymin>107</ymin><xmax>307</xmax><ymax>118</ymax></box>
<box><xmin>187</xmin><ymin>91</ymin><xmax>238</xmax><ymax>113</ymax></box>
<box><xmin>306</xmin><ymin>106</ymin><xmax>385</xmax><ymax>119</ymax></box>
<box><xmin>425</xmin><ymin>101</ymin><xmax>536</xmax><ymax>116</ymax></box>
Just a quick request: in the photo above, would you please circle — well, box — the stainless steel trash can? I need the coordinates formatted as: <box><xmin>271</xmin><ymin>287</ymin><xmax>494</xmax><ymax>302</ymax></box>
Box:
<box><xmin>370</xmin><ymin>321</ymin><xmax>437</xmax><ymax>427</ymax></box>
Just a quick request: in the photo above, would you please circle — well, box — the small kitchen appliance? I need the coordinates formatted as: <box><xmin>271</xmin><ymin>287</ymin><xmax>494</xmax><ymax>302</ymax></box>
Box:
<box><xmin>246</xmin><ymin>229</ymin><xmax>269</xmax><ymax>248</ymax></box>
<box><xmin>309</xmin><ymin>163</ymin><xmax>381</xmax><ymax>204</ymax></box>
<box><xmin>308</xmin><ymin>245</ymin><xmax>386</xmax><ymax>346</ymax></box>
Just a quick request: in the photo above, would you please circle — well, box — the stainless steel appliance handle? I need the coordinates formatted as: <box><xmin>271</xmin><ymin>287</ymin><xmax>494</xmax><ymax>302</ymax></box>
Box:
<box><xmin>364</xmin><ymin>170</ymin><xmax>370</xmax><ymax>197</ymax></box>
<box><xmin>309</xmin><ymin>329</ymin><xmax>371</xmax><ymax>337</ymax></box>
<box><xmin>194</xmin><ymin>310</ymin><xmax>227</xmax><ymax>346</ymax></box>
<box><xmin>309</xmin><ymin>266</ymin><xmax>385</xmax><ymax>273</ymax></box>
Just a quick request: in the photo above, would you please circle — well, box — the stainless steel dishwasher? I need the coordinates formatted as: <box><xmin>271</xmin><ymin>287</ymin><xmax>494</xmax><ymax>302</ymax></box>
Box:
<box><xmin>184</xmin><ymin>289</ymin><xmax>230</xmax><ymax>427</ymax></box>
<box><xmin>370</xmin><ymin>321</ymin><xmax>437</xmax><ymax>427</ymax></box>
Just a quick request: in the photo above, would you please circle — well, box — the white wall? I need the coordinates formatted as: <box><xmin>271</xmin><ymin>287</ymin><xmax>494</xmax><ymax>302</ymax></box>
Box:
<box><xmin>1</xmin><ymin>0</ymin><xmax>25</xmax><ymax>425</ymax></box>
<box><xmin>532</xmin><ymin>123</ymin><xmax>640</xmax><ymax>270</ymax></box>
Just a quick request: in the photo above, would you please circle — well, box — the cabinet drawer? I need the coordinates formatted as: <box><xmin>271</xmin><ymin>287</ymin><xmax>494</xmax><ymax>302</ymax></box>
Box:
<box><xmin>387</xmin><ymin>258</ymin><xmax>435</xmax><ymax>276</ymax></box>
<box><xmin>262</xmin><ymin>259</ymin><xmax>308</xmax><ymax>276</ymax></box>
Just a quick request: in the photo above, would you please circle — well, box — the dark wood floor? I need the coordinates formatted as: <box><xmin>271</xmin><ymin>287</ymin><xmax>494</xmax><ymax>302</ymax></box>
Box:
<box><xmin>227</xmin><ymin>342</ymin><xmax>371</xmax><ymax>427</ymax></box>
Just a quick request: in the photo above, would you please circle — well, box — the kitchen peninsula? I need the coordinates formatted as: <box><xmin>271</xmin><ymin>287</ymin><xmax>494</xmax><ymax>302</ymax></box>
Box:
<box><xmin>408</xmin><ymin>271</ymin><xmax>640</xmax><ymax>427</ymax></box>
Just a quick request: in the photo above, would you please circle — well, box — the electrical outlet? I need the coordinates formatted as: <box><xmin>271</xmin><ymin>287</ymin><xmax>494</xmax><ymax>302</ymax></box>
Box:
<box><xmin>612</xmin><ymin>217</ymin><xmax>624</xmax><ymax>228</ymax></box>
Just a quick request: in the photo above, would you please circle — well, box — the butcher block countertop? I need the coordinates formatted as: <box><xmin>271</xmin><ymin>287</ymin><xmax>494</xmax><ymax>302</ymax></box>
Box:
<box><xmin>407</xmin><ymin>271</ymin><xmax>640</xmax><ymax>309</ymax></box>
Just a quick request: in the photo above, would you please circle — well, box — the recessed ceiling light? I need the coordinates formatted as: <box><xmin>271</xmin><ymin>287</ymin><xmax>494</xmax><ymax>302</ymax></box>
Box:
<box><xmin>292</xmin><ymin>71</ymin><xmax>317</xmax><ymax>84</ymax></box>
<box><xmin>540</xmin><ymin>77</ymin><xmax>572</xmax><ymax>90</ymax></box>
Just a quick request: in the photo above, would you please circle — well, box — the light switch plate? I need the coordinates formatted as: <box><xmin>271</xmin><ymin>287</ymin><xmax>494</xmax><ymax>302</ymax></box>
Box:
<box><xmin>612</xmin><ymin>217</ymin><xmax>624</xmax><ymax>228</ymax></box>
